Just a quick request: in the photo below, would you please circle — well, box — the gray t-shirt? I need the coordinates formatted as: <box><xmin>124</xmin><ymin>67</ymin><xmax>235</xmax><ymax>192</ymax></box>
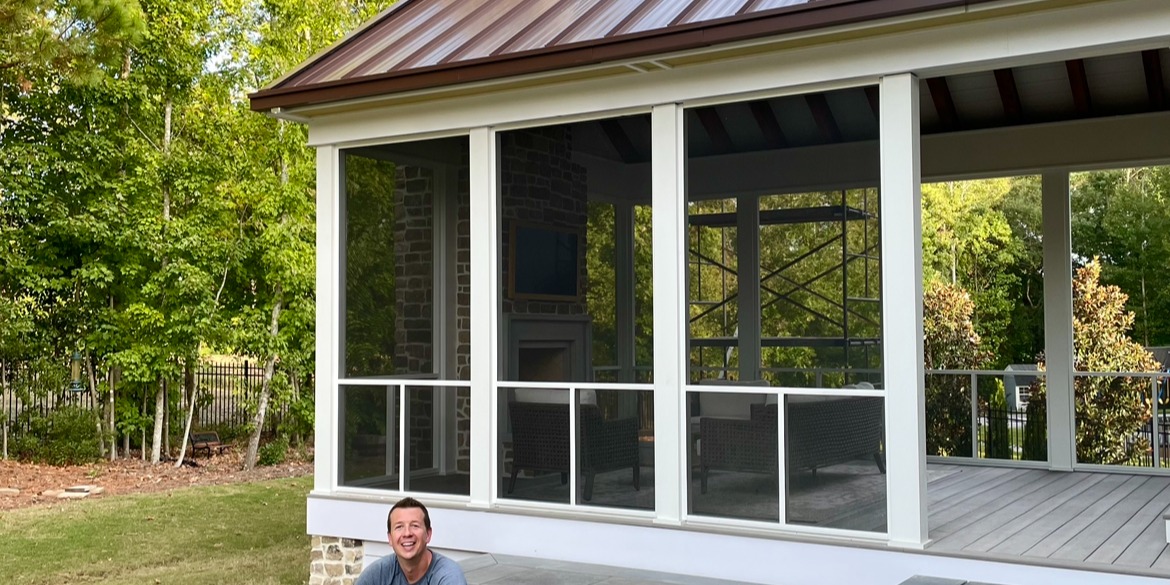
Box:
<box><xmin>355</xmin><ymin>551</ymin><xmax>468</xmax><ymax>585</ymax></box>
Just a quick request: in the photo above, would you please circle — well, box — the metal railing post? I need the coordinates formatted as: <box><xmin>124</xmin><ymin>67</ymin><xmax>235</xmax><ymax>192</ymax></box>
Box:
<box><xmin>970</xmin><ymin>373</ymin><xmax>978</xmax><ymax>459</ymax></box>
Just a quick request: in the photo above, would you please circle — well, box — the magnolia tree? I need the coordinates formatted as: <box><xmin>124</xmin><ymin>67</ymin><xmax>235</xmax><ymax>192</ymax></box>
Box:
<box><xmin>1026</xmin><ymin>259</ymin><xmax>1158</xmax><ymax>464</ymax></box>
<box><xmin>923</xmin><ymin>281</ymin><xmax>990</xmax><ymax>457</ymax></box>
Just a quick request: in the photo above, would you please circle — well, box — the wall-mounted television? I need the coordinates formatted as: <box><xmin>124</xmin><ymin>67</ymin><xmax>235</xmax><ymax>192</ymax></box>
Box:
<box><xmin>508</xmin><ymin>222</ymin><xmax>582</xmax><ymax>301</ymax></box>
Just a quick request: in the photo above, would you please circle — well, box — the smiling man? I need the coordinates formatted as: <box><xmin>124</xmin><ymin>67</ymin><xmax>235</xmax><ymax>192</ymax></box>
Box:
<box><xmin>355</xmin><ymin>498</ymin><xmax>468</xmax><ymax>585</ymax></box>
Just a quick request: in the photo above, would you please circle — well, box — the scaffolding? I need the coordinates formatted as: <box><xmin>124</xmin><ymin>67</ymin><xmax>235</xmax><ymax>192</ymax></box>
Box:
<box><xmin>687</xmin><ymin>189</ymin><xmax>881</xmax><ymax>387</ymax></box>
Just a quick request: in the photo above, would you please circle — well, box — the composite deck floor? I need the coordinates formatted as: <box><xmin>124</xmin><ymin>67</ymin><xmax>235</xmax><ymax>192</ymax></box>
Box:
<box><xmin>924</xmin><ymin>464</ymin><xmax>1170</xmax><ymax>575</ymax></box>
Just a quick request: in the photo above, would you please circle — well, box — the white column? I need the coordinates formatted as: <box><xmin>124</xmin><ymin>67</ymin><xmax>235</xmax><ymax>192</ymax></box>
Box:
<box><xmin>468</xmin><ymin>127</ymin><xmax>497</xmax><ymax>508</ymax></box>
<box><xmin>1042</xmin><ymin>170</ymin><xmax>1075</xmax><ymax>471</ymax></box>
<box><xmin>737</xmin><ymin>196</ymin><xmax>761</xmax><ymax>381</ymax></box>
<box><xmin>652</xmin><ymin>103</ymin><xmax>686</xmax><ymax>525</ymax></box>
<box><xmin>315</xmin><ymin>145</ymin><xmax>338</xmax><ymax>493</ymax></box>
<box><xmin>880</xmin><ymin>73</ymin><xmax>928</xmax><ymax>549</ymax></box>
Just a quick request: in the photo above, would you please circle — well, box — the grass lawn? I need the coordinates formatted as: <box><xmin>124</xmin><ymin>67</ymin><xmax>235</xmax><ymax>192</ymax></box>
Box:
<box><xmin>0</xmin><ymin>476</ymin><xmax>313</xmax><ymax>585</ymax></box>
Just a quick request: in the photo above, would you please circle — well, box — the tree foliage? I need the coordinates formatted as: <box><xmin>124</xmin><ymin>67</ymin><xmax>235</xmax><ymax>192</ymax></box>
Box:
<box><xmin>1027</xmin><ymin>259</ymin><xmax>1158</xmax><ymax>464</ymax></box>
<box><xmin>923</xmin><ymin>280</ymin><xmax>989</xmax><ymax>456</ymax></box>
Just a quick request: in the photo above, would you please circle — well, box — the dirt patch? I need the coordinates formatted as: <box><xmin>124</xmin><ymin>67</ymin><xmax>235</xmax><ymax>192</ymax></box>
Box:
<box><xmin>0</xmin><ymin>449</ymin><xmax>312</xmax><ymax>511</ymax></box>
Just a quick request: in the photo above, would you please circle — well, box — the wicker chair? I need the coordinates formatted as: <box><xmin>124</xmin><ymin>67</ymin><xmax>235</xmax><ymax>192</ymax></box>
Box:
<box><xmin>507</xmin><ymin>400</ymin><xmax>640</xmax><ymax>500</ymax></box>
<box><xmin>698</xmin><ymin>397</ymin><xmax>884</xmax><ymax>493</ymax></box>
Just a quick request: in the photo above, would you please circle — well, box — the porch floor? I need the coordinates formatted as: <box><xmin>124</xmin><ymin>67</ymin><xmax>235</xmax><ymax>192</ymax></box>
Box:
<box><xmin>923</xmin><ymin>464</ymin><xmax>1170</xmax><ymax>575</ymax></box>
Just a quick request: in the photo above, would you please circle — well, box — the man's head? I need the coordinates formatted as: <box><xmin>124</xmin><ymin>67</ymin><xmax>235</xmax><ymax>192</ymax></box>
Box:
<box><xmin>387</xmin><ymin>497</ymin><xmax>432</xmax><ymax>562</ymax></box>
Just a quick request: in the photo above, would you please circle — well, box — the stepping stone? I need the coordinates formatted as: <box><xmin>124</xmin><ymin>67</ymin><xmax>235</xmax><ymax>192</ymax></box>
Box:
<box><xmin>0</xmin><ymin>488</ymin><xmax>19</xmax><ymax>496</ymax></box>
<box><xmin>57</xmin><ymin>491</ymin><xmax>90</xmax><ymax>499</ymax></box>
<box><xmin>66</xmin><ymin>485</ymin><xmax>101</xmax><ymax>493</ymax></box>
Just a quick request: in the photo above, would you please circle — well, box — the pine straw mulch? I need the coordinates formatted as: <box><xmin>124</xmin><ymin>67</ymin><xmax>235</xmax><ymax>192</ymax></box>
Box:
<box><xmin>0</xmin><ymin>447</ymin><xmax>313</xmax><ymax>511</ymax></box>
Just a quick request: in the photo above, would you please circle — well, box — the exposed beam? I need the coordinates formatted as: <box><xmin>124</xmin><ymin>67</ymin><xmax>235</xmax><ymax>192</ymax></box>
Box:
<box><xmin>1142</xmin><ymin>49</ymin><xmax>1166</xmax><ymax>110</ymax></box>
<box><xmin>804</xmin><ymin>93</ymin><xmax>841</xmax><ymax>143</ymax></box>
<box><xmin>926</xmin><ymin>77</ymin><xmax>959</xmax><ymax>131</ymax></box>
<box><xmin>748</xmin><ymin>101</ymin><xmax>787</xmax><ymax>149</ymax></box>
<box><xmin>1065</xmin><ymin>59</ymin><xmax>1093</xmax><ymax>116</ymax></box>
<box><xmin>695</xmin><ymin>107</ymin><xmax>734</xmax><ymax>154</ymax></box>
<box><xmin>864</xmin><ymin>86</ymin><xmax>880</xmax><ymax>121</ymax></box>
<box><xmin>993</xmin><ymin>68</ymin><xmax>1024</xmax><ymax>123</ymax></box>
<box><xmin>599</xmin><ymin>119</ymin><xmax>643</xmax><ymax>164</ymax></box>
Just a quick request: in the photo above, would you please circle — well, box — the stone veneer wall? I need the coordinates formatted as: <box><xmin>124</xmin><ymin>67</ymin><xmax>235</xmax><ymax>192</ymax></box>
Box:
<box><xmin>499</xmin><ymin>126</ymin><xmax>589</xmax><ymax>318</ymax></box>
<box><xmin>309</xmin><ymin>536</ymin><xmax>363</xmax><ymax>585</ymax></box>
<box><xmin>396</xmin><ymin>165</ymin><xmax>435</xmax><ymax>470</ymax></box>
<box><xmin>497</xmin><ymin>126</ymin><xmax>589</xmax><ymax>473</ymax></box>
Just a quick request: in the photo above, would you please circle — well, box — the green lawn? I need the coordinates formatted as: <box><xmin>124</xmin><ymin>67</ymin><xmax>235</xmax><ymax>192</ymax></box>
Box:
<box><xmin>0</xmin><ymin>476</ymin><xmax>313</xmax><ymax>585</ymax></box>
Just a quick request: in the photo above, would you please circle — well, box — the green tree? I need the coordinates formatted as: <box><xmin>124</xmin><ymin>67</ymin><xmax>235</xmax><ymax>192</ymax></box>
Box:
<box><xmin>1027</xmin><ymin>259</ymin><xmax>1159</xmax><ymax>465</ymax></box>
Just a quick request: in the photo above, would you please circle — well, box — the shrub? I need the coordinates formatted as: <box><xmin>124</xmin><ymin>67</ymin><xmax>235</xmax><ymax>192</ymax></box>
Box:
<box><xmin>14</xmin><ymin>405</ymin><xmax>102</xmax><ymax>465</ymax></box>
<box><xmin>924</xmin><ymin>281</ymin><xmax>990</xmax><ymax>457</ymax></box>
<box><xmin>258</xmin><ymin>436</ymin><xmax>289</xmax><ymax>466</ymax></box>
<box><xmin>985</xmin><ymin>379</ymin><xmax>1011</xmax><ymax>459</ymax></box>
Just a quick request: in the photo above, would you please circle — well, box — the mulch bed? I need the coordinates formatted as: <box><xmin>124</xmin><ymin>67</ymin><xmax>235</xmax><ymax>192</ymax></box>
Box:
<box><xmin>0</xmin><ymin>448</ymin><xmax>312</xmax><ymax>511</ymax></box>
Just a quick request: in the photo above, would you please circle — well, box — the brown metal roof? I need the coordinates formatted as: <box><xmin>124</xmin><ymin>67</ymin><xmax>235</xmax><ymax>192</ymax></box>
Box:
<box><xmin>249</xmin><ymin>0</ymin><xmax>1003</xmax><ymax>112</ymax></box>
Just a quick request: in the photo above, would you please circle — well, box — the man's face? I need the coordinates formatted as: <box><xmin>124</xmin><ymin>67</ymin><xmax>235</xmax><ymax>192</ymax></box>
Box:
<box><xmin>388</xmin><ymin>507</ymin><xmax>431</xmax><ymax>562</ymax></box>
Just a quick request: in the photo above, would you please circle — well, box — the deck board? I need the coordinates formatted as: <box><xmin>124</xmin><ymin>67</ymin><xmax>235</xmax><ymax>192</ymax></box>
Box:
<box><xmin>930</xmin><ymin>470</ymin><xmax>1095</xmax><ymax>553</ymax></box>
<box><xmin>1048</xmin><ymin>476</ymin><xmax>1164</xmax><ymax>562</ymax></box>
<box><xmin>1021</xmin><ymin>474</ymin><xmax>1148</xmax><ymax>559</ymax></box>
<box><xmin>987</xmin><ymin>472</ymin><xmax>1130</xmax><ymax>556</ymax></box>
<box><xmin>961</xmin><ymin>472</ymin><xmax>1107</xmax><ymax>553</ymax></box>
<box><xmin>1090</xmin><ymin>479</ymin><xmax>1170</xmax><ymax>567</ymax></box>
<box><xmin>926</xmin><ymin>464</ymin><xmax>1170</xmax><ymax>577</ymax></box>
<box><xmin>930</xmin><ymin>470</ymin><xmax>1060</xmax><ymax>539</ymax></box>
<box><xmin>926</xmin><ymin>465</ymin><xmax>1016</xmax><ymax>504</ymax></box>
<box><xmin>1153</xmin><ymin>544</ymin><xmax>1170</xmax><ymax>570</ymax></box>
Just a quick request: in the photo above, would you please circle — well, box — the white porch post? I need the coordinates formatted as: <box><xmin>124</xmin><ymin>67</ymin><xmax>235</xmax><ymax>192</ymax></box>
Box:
<box><xmin>315</xmin><ymin>145</ymin><xmax>339</xmax><ymax>492</ymax></box>
<box><xmin>737</xmin><ymin>196</ymin><xmax>761</xmax><ymax>381</ymax></box>
<box><xmin>880</xmin><ymin>73</ymin><xmax>928</xmax><ymax>549</ymax></box>
<box><xmin>652</xmin><ymin>103</ymin><xmax>686</xmax><ymax>525</ymax></box>
<box><xmin>468</xmin><ymin>127</ymin><xmax>497</xmax><ymax>508</ymax></box>
<box><xmin>1042</xmin><ymin>170</ymin><xmax>1075</xmax><ymax>471</ymax></box>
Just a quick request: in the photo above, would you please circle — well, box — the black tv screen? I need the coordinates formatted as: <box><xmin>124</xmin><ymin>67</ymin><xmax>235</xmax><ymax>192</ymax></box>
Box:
<box><xmin>509</xmin><ymin>223</ymin><xmax>581</xmax><ymax>300</ymax></box>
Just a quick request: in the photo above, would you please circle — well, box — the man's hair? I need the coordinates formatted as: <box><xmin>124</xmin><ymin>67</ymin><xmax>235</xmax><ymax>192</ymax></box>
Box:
<box><xmin>387</xmin><ymin>497</ymin><xmax>431</xmax><ymax>532</ymax></box>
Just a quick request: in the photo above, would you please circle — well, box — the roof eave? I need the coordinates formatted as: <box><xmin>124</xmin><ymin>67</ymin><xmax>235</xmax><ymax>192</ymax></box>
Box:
<box><xmin>249</xmin><ymin>0</ymin><xmax>1003</xmax><ymax>113</ymax></box>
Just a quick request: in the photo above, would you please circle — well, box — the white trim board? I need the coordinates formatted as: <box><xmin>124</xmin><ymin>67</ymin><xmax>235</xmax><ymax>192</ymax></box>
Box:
<box><xmin>306</xmin><ymin>498</ymin><xmax>1170</xmax><ymax>585</ymax></box>
<box><xmin>305</xmin><ymin>0</ymin><xmax>1170</xmax><ymax>147</ymax></box>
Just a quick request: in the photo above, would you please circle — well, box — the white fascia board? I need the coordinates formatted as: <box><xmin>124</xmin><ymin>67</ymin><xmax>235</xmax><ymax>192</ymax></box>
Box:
<box><xmin>305</xmin><ymin>0</ymin><xmax>1170</xmax><ymax>147</ymax></box>
<box><xmin>307</xmin><ymin>498</ymin><xmax>1170</xmax><ymax>585</ymax></box>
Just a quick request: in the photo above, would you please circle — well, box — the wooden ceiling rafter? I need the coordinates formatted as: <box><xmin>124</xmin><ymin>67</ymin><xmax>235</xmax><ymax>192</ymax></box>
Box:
<box><xmin>1141</xmin><ymin>49</ymin><xmax>1166</xmax><ymax>110</ymax></box>
<box><xmin>993</xmin><ymin>68</ymin><xmax>1024</xmax><ymax>123</ymax></box>
<box><xmin>864</xmin><ymin>86</ymin><xmax>880</xmax><ymax>121</ymax></box>
<box><xmin>695</xmin><ymin>107</ymin><xmax>735</xmax><ymax>154</ymax></box>
<box><xmin>749</xmin><ymin>100</ymin><xmax>788</xmax><ymax>150</ymax></box>
<box><xmin>1065</xmin><ymin>59</ymin><xmax>1093</xmax><ymax>116</ymax></box>
<box><xmin>599</xmin><ymin>118</ymin><xmax>644</xmax><ymax>164</ymax></box>
<box><xmin>925</xmin><ymin>76</ymin><xmax>959</xmax><ymax>131</ymax></box>
<box><xmin>804</xmin><ymin>93</ymin><xmax>841</xmax><ymax>143</ymax></box>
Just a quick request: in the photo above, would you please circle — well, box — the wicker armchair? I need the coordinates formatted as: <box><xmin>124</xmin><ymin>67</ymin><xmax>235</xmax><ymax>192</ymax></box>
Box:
<box><xmin>698</xmin><ymin>397</ymin><xmax>884</xmax><ymax>493</ymax></box>
<box><xmin>507</xmin><ymin>401</ymin><xmax>640</xmax><ymax>500</ymax></box>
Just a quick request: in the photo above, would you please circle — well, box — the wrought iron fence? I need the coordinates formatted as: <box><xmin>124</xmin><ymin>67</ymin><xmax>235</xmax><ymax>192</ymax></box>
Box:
<box><xmin>1</xmin><ymin>360</ymin><xmax>306</xmax><ymax>448</ymax></box>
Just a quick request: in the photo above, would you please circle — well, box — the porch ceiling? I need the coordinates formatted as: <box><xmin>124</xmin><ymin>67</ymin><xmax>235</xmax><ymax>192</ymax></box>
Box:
<box><xmin>564</xmin><ymin>48</ymin><xmax>1170</xmax><ymax>166</ymax></box>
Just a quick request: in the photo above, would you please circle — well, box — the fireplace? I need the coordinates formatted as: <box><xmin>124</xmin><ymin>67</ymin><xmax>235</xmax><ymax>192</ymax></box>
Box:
<box><xmin>505</xmin><ymin>315</ymin><xmax>592</xmax><ymax>384</ymax></box>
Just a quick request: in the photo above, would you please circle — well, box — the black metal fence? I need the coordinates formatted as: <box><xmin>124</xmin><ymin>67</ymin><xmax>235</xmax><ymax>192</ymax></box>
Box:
<box><xmin>1</xmin><ymin>360</ymin><xmax>304</xmax><ymax>447</ymax></box>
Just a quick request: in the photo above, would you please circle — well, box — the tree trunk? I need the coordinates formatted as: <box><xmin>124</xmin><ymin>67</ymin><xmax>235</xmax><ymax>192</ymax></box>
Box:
<box><xmin>243</xmin><ymin>285</ymin><xmax>283</xmax><ymax>470</ymax></box>
<box><xmin>175</xmin><ymin>359</ymin><xmax>198</xmax><ymax>467</ymax></box>
<box><xmin>87</xmin><ymin>354</ymin><xmax>104</xmax><ymax>458</ymax></box>
<box><xmin>107</xmin><ymin>368</ymin><xmax>117</xmax><ymax>460</ymax></box>
<box><xmin>151</xmin><ymin>375</ymin><xmax>165</xmax><ymax>463</ymax></box>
